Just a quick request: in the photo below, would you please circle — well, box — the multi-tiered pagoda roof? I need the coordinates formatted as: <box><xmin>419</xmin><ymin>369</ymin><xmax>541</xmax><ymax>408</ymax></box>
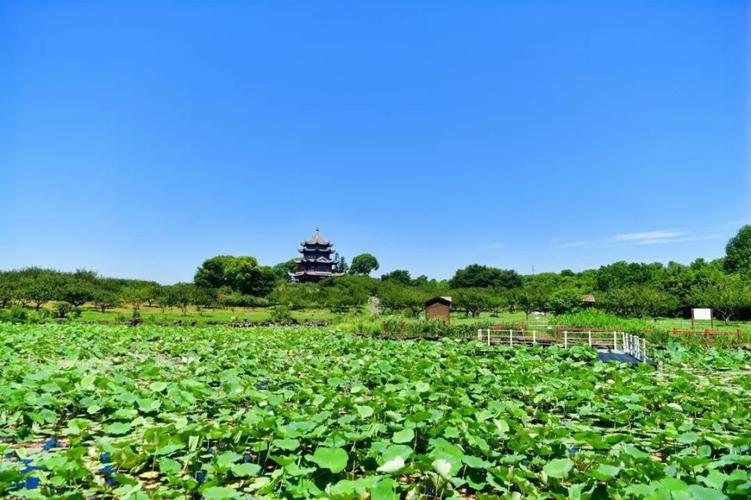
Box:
<box><xmin>291</xmin><ymin>229</ymin><xmax>343</xmax><ymax>282</ymax></box>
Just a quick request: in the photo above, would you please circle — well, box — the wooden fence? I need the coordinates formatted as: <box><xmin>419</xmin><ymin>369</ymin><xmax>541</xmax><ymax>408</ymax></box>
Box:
<box><xmin>672</xmin><ymin>328</ymin><xmax>742</xmax><ymax>341</ymax></box>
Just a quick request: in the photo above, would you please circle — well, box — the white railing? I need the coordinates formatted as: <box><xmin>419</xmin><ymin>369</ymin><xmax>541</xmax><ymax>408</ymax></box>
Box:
<box><xmin>476</xmin><ymin>328</ymin><xmax>649</xmax><ymax>363</ymax></box>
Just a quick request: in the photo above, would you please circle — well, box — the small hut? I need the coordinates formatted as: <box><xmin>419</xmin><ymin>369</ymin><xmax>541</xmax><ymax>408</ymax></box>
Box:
<box><xmin>425</xmin><ymin>296</ymin><xmax>452</xmax><ymax>323</ymax></box>
<box><xmin>582</xmin><ymin>294</ymin><xmax>596</xmax><ymax>308</ymax></box>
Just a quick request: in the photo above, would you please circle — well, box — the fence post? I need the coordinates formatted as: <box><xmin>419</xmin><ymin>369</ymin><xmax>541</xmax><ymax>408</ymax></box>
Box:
<box><xmin>509</xmin><ymin>330</ymin><xmax>513</xmax><ymax>346</ymax></box>
<box><xmin>641</xmin><ymin>338</ymin><xmax>647</xmax><ymax>362</ymax></box>
<box><xmin>588</xmin><ymin>330</ymin><xmax>592</xmax><ymax>346</ymax></box>
<box><xmin>477</xmin><ymin>329</ymin><xmax>481</xmax><ymax>341</ymax></box>
<box><xmin>613</xmin><ymin>331</ymin><xmax>617</xmax><ymax>351</ymax></box>
<box><xmin>564</xmin><ymin>330</ymin><xmax>568</xmax><ymax>348</ymax></box>
<box><xmin>487</xmin><ymin>329</ymin><xmax>490</xmax><ymax>346</ymax></box>
<box><xmin>533</xmin><ymin>330</ymin><xmax>537</xmax><ymax>345</ymax></box>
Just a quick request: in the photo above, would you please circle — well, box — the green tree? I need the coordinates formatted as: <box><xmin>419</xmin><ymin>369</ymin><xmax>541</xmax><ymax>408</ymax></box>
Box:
<box><xmin>91</xmin><ymin>288</ymin><xmax>119</xmax><ymax>313</ymax></box>
<box><xmin>19</xmin><ymin>275</ymin><xmax>58</xmax><ymax>310</ymax></box>
<box><xmin>163</xmin><ymin>283</ymin><xmax>196</xmax><ymax>314</ymax></box>
<box><xmin>60</xmin><ymin>281</ymin><xmax>95</xmax><ymax>308</ymax></box>
<box><xmin>333</xmin><ymin>252</ymin><xmax>349</xmax><ymax>274</ymax></box>
<box><xmin>449</xmin><ymin>265</ymin><xmax>522</xmax><ymax>289</ymax></box>
<box><xmin>381</xmin><ymin>269</ymin><xmax>411</xmax><ymax>285</ymax></box>
<box><xmin>725</xmin><ymin>225</ymin><xmax>751</xmax><ymax>275</ymax></box>
<box><xmin>453</xmin><ymin>288</ymin><xmax>490</xmax><ymax>317</ymax></box>
<box><xmin>194</xmin><ymin>255</ymin><xmax>234</xmax><ymax>289</ymax></box>
<box><xmin>377</xmin><ymin>282</ymin><xmax>425</xmax><ymax>316</ymax></box>
<box><xmin>225</xmin><ymin>257</ymin><xmax>277</xmax><ymax>296</ymax></box>
<box><xmin>320</xmin><ymin>276</ymin><xmax>375</xmax><ymax>312</ymax></box>
<box><xmin>350</xmin><ymin>253</ymin><xmax>379</xmax><ymax>276</ymax></box>
<box><xmin>0</xmin><ymin>272</ymin><xmax>16</xmax><ymax>308</ymax></box>
<box><xmin>515</xmin><ymin>286</ymin><xmax>550</xmax><ymax>322</ymax></box>
<box><xmin>690</xmin><ymin>274</ymin><xmax>750</xmax><ymax>323</ymax></box>
<box><xmin>411</xmin><ymin>275</ymin><xmax>432</xmax><ymax>288</ymax></box>
<box><xmin>118</xmin><ymin>286</ymin><xmax>149</xmax><ymax>311</ymax></box>
<box><xmin>195</xmin><ymin>255</ymin><xmax>277</xmax><ymax>296</ymax></box>
<box><xmin>595</xmin><ymin>261</ymin><xmax>664</xmax><ymax>291</ymax></box>
<box><xmin>600</xmin><ymin>285</ymin><xmax>678</xmax><ymax>318</ymax></box>
<box><xmin>547</xmin><ymin>288</ymin><xmax>583</xmax><ymax>315</ymax></box>
<box><xmin>272</xmin><ymin>259</ymin><xmax>299</xmax><ymax>282</ymax></box>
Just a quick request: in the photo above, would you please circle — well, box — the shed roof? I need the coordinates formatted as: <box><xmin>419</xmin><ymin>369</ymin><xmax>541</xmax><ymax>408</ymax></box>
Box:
<box><xmin>582</xmin><ymin>294</ymin><xmax>596</xmax><ymax>303</ymax></box>
<box><xmin>425</xmin><ymin>296</ymin><xmax>453</xmax><ymax>307</ymax></box>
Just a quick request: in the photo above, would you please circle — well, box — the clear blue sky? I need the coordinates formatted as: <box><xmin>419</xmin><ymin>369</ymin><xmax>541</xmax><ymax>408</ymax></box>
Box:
<box><xmin>1</xmin><ymin>1</ymin><xmax>749</xmax><ymax>283</ymax></box>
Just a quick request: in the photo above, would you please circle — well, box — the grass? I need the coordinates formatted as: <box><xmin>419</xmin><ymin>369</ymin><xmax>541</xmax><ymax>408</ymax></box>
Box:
<box><xmin>6</xmin><ymin>304</ymin><xmax>751</xmax><ymax>344</ymax></box>
<box><xmin>74</xmin><ymin>306</ymin><xmax>344</xmax><ymax>325</ymax></box>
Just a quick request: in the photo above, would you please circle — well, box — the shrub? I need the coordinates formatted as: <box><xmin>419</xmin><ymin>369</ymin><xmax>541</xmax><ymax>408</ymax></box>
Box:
<box><xmin>54</xmin><ymin>301</ymin><xmax>73</xmax><ymax>319</ymax></box>
<box><xmin>270</xmin><ymin>306</ymin><xmax>294</xmax><ymax>324</ymax></box>
<box><xmin>0</xmin><ymin>305</ymin><xmax>28</xmax><ymax>324</ymax></box>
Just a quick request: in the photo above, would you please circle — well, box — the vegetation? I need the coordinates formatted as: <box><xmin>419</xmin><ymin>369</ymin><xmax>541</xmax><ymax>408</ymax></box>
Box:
<box><xmin>1</xmin><ymin>324</ymin><xmax>749</xmax><ymax>498</ymax></box>
<box><xmin>724</xmin><ymin>225</ymin><xmax>751</xmax><ymax>275</ymax></box>
<box><xmin>2</xmin><ymin>228</ymin><xmax>751</xmax><ymax>497</ymax></box>
<box><xmin>349</xmin><ymin>254</ymin><xmax>380</xmax><ymax>276</ymax></box>
<box><xmin>1</xmin><ymin>226</ymin><xmax>751</xmax><ymax>327</ymax></box>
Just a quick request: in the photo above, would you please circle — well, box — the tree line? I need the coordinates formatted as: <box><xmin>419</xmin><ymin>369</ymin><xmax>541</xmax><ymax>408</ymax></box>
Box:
<box><xmin>1</xmin><ymin>226</ymin><xmax>750</xmax><ymax>322</ymax></box>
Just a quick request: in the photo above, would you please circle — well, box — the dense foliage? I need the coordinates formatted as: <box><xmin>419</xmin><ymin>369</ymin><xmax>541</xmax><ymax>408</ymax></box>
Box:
<box><xmin>724</xmin><ymin>225</ymin><xmax>751</xmax><ymax>275</ymax></box>
<box><xmin>349</xmin><ymin>254</ymin><xmax>380</xmax><ymax>276</ymax></box>
<box><xmin>1</xmin><ymin>324</ymin><xmax>750</xmax><ymax>498</ymax></box>
<box><xmin>2</xmin><ymin>226</ymin><xmax>751</xmax><ymax>323</ymax></box>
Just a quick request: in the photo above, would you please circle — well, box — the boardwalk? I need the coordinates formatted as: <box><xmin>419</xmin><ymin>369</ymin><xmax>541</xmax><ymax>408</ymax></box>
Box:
<box><xmin>476</xmin><ymin>328</ymin><xmax>652</xmax><ymax>364</ymax></box>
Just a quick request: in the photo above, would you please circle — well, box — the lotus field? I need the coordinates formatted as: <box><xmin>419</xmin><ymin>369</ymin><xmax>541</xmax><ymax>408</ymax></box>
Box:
<box><xmin>1</xmin><ymin>324</ymin><xmax>751</xmax><ymax>499</ymax></box>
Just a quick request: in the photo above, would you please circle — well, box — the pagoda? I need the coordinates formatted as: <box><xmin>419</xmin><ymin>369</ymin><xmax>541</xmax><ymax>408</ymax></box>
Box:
<box><xmin>291</xmin><ymin>229</ymin><xmax>343</xmax><ymax>283</ymax></box>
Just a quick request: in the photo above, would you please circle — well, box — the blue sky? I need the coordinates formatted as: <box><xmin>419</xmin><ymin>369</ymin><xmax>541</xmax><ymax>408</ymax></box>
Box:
<box><xmin>1</xmin><ymin>1</ymin><xmax>749</xmax><ymax>283</ymax></box>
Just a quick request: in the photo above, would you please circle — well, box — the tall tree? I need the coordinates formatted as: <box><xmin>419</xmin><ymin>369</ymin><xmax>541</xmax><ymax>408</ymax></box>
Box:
<box><xmin>594</xmin><ymin>261</ymin><xmax>664</xmax><ymax>291</ymax></box>
<box><xmin>449</xmin><ymin>264</ymin><xmax>522</xmax><ymax>289</ymax></box>
<box><xmin>194</xmin><ymin>256</ymin><xmax>235</xmax><ymax>289</ymax></box>
<box><xmin>725</xmin><ymin>225</ymin><xmax>751</xmax><ymax>275</ymax></box>
<box><xmin>350</xmin><ymin>254</ymin><xmax>380</xmax><ymax>276</ymax></box>
<box><xmin>381</xmin><ymin>269</ymin><xmax>411</xmax><ymax>285</ymax></box>
<box><xmin>195</xmin><ymin>255</ymin><xmax>277</xmax><ymax>296</ymax></box>
<box><xmin>333</xmin><ymin>252</ymin><xmax>349</xmax><ymax>274</ymax></box>
<box><xmin>272</xmin><ymin>259</ymin><xmax>299</xmax><ymax>282</ymax></box>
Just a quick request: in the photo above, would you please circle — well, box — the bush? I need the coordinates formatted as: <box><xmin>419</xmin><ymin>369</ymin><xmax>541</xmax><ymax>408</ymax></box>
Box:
<box><xmin>270</xmin><ymin>306</ymin><xmax>294</xmax><ymax>324</ymax></box>
<box><xmin>0</xmin><ymin>305</ymin><xmax>28</xmax><ymax>324</ymax></box>
<box><xmin>54</xmin><ymin>301</ymin><xmax>73</xmax><ymax>319</ymax></box>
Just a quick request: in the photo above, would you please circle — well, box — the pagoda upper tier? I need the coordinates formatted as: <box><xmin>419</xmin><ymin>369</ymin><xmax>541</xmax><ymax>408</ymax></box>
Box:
<box><xmin>298</xmin><ymin>230</ymin><xmax>334</xmax><ymax>252</ymax></box>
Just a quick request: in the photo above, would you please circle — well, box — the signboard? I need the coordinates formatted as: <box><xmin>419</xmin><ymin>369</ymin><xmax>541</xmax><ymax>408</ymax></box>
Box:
<box><xmin>691</xmin><ymin>308</ymin><xmax>713</xmax><ymax>321</ymax></box>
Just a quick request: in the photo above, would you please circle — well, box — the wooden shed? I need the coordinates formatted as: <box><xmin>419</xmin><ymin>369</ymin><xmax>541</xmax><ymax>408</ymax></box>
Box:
<box><xmin>425</xmin><ymin>296</ymin><xmax>452</xmax><ymax>323</ymax></box>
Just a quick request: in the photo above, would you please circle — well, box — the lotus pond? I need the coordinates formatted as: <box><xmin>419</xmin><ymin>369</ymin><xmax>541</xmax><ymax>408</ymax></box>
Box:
<box><xmin>1</xmin><ymin>324</ymin><xmax>750</xmax><ymax>499</ymax></box>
